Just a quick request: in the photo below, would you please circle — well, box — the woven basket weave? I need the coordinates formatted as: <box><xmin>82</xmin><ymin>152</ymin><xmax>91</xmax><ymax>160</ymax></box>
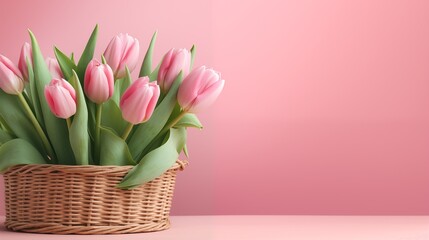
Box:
<box><xmin>2</xmin><ymin>160</ymin><xmax>187</xmax><ymax>234</ymax></box>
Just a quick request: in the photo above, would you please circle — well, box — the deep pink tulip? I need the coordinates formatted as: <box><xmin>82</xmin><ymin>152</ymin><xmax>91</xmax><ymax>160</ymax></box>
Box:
<box><xmin>177</xmin><ymin>66</ymin><xmax>224</xmax><ymax>113</ymax></box>
<box><xmin>45</xmin><ymin>57</ymin><xmax>63</xmax><ymax>79</ymax></box>
<box><xmin>120</xmin><ymin>77</ymin><xmax>160</xmax><ymax>124</ymax></box>
<box><xmin>84</xmin><ymin>59</ymin><xmax>114</xmax><ymax>104</ymax></box>
<box><xmin>158</xmin><ymin>48</ymin><xmax>191</xmax><ymax>92</ymax></box>
<box><xmin>104</xmin><ymin>33</ymin><xmax>139</xmax><ymax>79</ymax></box>
<box><xmin>18</xmin><ymin>42</ymin><xmax>32</xmax><ymax>81</ymax></box>
<box><xmin>0</xmin><ymin>54</ymin><xmax>24</xmax><ymax>95</ymax></box>
<box><xmin>44</xmin><ymin>78</ymin><xmax>76</xmax><ymax>119</ymax></box>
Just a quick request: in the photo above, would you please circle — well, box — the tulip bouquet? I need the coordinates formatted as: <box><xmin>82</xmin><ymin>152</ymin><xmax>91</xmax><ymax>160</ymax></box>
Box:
<box><xmin>0</xmin><ymin>25</ymin><xmax>224</xmax><ymax>189</ymax></box>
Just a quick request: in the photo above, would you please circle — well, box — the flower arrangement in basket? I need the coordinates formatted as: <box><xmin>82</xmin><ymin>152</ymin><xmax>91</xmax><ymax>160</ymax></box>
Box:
<box><xmin>0</xmin><ymin>25</ymin><xmax>224</xmax><ymax>234</ymax></box>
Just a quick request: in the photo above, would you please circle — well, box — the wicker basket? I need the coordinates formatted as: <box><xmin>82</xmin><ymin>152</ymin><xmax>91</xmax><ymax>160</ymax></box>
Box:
<box><xmin>2</xmin><ymin>160</ymin><xmax>187</xmax><ymax>234</ymax></box>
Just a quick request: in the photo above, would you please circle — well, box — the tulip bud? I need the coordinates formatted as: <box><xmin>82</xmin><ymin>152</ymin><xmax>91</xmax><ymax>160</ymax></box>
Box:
<box><xmin>158</xmin><ymin>48</ymin><xmax>191</xmax><ymax>92</ymax></box>
<box><xmin>0</xmin><ymin>54</ymin><xmax>24</xmax><ymax>95</ymax></box>
<box><xmin>84</xmin><ymin>59</ymin><xmax>114</xmax><ymax>104</ymax></box>
<box><xmin>177</xmin><ymin>66</ymin><xmax>224</xmax><ymax>113</ymax></box>
<box><xmin>45</xmin><ymin>57</ymin><xmax>63</xmax><ymax>79</ymax></box>
<box><xmin>18</xmin><ymin>42</ymin><xmax>32</xmax><ymax>81</ymax></box>
<box><xmin>44</xmin><ymin>78</ymin><xmax>76</xmax><ymax>119</ymax></box>
<box><xmin>104</xmin><ymin>33</ymin><xmax>140</xmax><ymax>79</ymax></box>
<box><xmin>120</xmin><ymin>77</ymin><xmax>160</xmax><ymax>124</ymax></box>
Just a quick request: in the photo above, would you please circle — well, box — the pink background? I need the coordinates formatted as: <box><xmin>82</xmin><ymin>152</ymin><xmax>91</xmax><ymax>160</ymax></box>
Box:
<box><xmin>1</xmin><ymin>0</ymin><xmax>429</xmax><ymax>215</ymax></box>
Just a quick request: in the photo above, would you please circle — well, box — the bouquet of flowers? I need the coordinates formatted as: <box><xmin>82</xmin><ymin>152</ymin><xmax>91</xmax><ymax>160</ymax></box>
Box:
<box><xmin>0</xmin><ymin>25</ymin><xmax>224</xmax><ymax>189</ymax></box>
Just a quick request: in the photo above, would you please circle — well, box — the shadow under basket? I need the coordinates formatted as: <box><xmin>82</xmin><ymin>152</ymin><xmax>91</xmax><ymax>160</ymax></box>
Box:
<box><xmin>2</xmin><ymin>160</ymin><xmax>187</xmax><ymax>234</ymax></box>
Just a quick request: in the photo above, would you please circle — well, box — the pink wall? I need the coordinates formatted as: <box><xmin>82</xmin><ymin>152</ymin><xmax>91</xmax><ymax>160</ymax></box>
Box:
<box><xmin>1</xmin><ymin>0</ymin><xmax>429</xmax><ymax>215</ymax></box>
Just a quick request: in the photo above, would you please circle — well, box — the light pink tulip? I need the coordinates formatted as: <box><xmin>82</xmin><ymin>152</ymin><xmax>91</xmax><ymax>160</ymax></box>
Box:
<box><xmin>104</xmin><ymin>33</ymin><xmax>139</xmax><ymax>79</ymax></box>
<box><xmin>0</xmin><ymin>54</ymin><xmax>24</xmax><ymax>95</ymax></box>
<box><xmin>120</xmin><ymin>77</ymin><xmax>160</xmax><ymax>124</ymax></box>
<box><xmin>177</xmin><ymin>66</ymin><xmax>225</xmax><ymax>113</ymax></box>
<box><xmin>18</xmin><ymin>42</ymin><xmax>32</xmax><ymax>81</ymax></box>
<box><xmin>84</xmin><ymin>59</ymin><xmax>114</xmax><ymax>104</ymax></box>
<box><xmin>158</xmin><ymin>48</ymin><xmax>191</xmax><ymax>92</ymax></box>
<box><xmin>44</xmin><ymin>78</ymin><xmax>76</xmax><ymax>119</ymax></box>
<box><xmin>45</xmin><ymin>57</ymin><xmax>63</xmax><ymax>79</ymax></box>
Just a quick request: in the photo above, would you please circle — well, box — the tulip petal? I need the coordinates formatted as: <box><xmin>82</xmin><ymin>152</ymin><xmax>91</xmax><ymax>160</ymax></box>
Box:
<box><xmin>104</xmin><ymin>36</ymin><xmax>122</xmax><ymax>75</ymax></box>
<box><xmin>127</xmin><ymin>72</ymin><xmax>183</xmax><ymax>160</ymax></box>
<box><xmin>158</xmin><ymin>48</ymin><xmax>174</xmax><ymax>89</ymax></box>
<box><xmin>120</xmin><ymin>77</ymin><xmax>155</xmax><ymax>124</ymax></box>
<box><xmin>177</xmin><ymin>66</ymin><xmax>205</xmax><ymax>109</ymax></box>
<box><xmin>188</xmin><ymin>79</ymin><xmax>224</xmax><ymax>113</ymax></box>
<box><xmin>145</xmin><ymin>84</ymin><xmax>160</xmax><ymax>121</ymax></box>
<box><xmin>18</xmin><ymin>42</ymin><xmax>32</xmax><ymax>80</ymax></box>
<box><xmin>177</xmin><ymin>66</ymin><xmax>224</xmax><ymax>113</ymax></box>
<box><xmin>0</xmin><ymin>61</ymin><xmax>24</xmax><ymax>95</ymax></box>
<box><xmin>120</xmin><ymin>37</ymin><xmax>140</xmax><ymax>73</ymax></box>
<box><xmin>0</xmin><ymin>55</ymin><xmax>22</xmax><ymax>78</ymax></box>
<box><xmin>84</xmin><ymin>59</ymin><xmax>114</xmax><ymax>104</ymax></box>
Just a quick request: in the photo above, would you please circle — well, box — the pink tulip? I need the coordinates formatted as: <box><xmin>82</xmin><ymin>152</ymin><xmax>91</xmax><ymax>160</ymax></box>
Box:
<box><xmin>177</xmin><ymin>66</ymin><xmax>225</xmax><ymax>113</ymax></box>
<box><xmin>158</xmin><ymin>48</ymin><xmax>191</xmax><ymax>92</ymax></box>
<box><xmin>18</xmin><ymin>42</ymin><xmax>32</xmax><ymax>81</ymax></box>
<box><xmin>84</xmin><ymin>59</ymin><xmax>114</xmax><ymax>104</ymax></box>
<box><xmin>45</xmin><ymin>57</ymin><xmax>63</xmax><ymax>79</ymax></box>
<box><xmin>0</xmin><ymin>54</ymin><xmax>24</xmax><ymax>95</ymax></box>
<box><xmin>120</xmin><ymin>77</ymin><xmax>160</xmax><ymax>124</ymax></box>
<box><xmin>44</xmin><ymin>78</ymin><xmax>76</xmax><ymax>119</ymax></box>
<box><xmin>104</xmin><ymin>33</ymin><xmax>139</xmax><ymax>79</ymax></box>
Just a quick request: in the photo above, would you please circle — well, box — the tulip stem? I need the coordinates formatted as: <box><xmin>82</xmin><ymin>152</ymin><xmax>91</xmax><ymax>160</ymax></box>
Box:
<box><xmin>122</xmin><ymin>123</ymin><xmax>134</xmax><ymax>140</ymax></box>
<box><xmin>66</xmin><ymin>118</ymin><xmax>72</xmax><ymax>129</ymax></box>
<box><xmin>17</xmin><ymin>93</ymin><xmax>56</xmax><ymax>163</ymax></box>
<box><xmin>95</xmin><ymin>104</ymin><xmax>102</xmax><ymax>162</ymax></box>
<box><xmin>159</xmin><ymin>111</ymin><xmax>187</xmax><ymax>137</ymax></box>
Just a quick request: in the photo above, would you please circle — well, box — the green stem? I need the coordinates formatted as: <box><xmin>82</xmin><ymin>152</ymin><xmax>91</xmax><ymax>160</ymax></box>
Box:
<box><xmin>17</xmin><ymin>93</ymin><xmax>55</xmax><ymax>163</ymax></box>
<box><xmin>121</xmin><ymin>123</ymin><xmax>134</xmax><ymax>140</ymax></box>
<box><xmin>95</xmin><ymin>104</ymin><xmax>102</xmax><ymax>162</ymax></box>
<box><xmin>66</xmin><ymin>118</ymin><xmax>72</xmax><ymax>129</ymax></box>
<box><xmin>158</xmin><ymin>111</ymin><xmax>187</xmax><ymax>137</ymax></box>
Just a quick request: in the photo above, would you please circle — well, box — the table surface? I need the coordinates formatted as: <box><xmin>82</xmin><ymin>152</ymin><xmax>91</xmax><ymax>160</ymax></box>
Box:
<box><xmin>1</xmin><ymin>215</ymin><xmax>429</xmax><ymax>240</ymax></box>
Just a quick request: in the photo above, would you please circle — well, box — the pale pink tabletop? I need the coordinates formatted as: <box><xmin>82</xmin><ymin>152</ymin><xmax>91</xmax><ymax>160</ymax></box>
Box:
<box><xmin>1</xmin><ymin>215</ymin><xmax>429</xmax><ymax>240</ymax></box>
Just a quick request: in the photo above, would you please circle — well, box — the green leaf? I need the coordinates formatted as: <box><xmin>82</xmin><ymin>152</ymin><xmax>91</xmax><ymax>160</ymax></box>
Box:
<box><xmin>99</xmin><ymin>127</ymin><xmax>135</xmax><ymax>166</ymax></box>
<box><xmin>26</xmin><ymin>57</ymin><xmax>44</xmax><ymax>126</ymax></box>
<box><xmin>54</xmin><ymin>47</ymin><xmax>77</xmax><ymax>80</ymax></box>
<box><xmin>139</xmin><ymin>31</ymin><xmax>157</xmax><ymax>77</ymax></box>
<box><xmin>70</xmin><ymin>53</ymin><xmax>75</xmax><ymax>63</ymax></box>
<box><xmin>0</xmin><ymin>130</ymin><xmax>14</xmax><ymax>144</ymax></box>
<box><xmin>0</xmin><ymin>139</ymin><xmax>47</xmax><ymax>172</ymax></box>
<box><xmin>0</xmin><ymin>90</ymin><xmax>45</xmax><ymax>157</ymax></box>
<box><xmin>111</xmin><ymin>67</ymin><xmax>132</xmax><ymax>105</ymax></box>
<box><xmin>174</xmin><ymin>113</ymin><xmax>203</xmax><ymax>129</ymax></box>
<box><xmin>76</xmin><ymin>25</ymin><xmax>98</xmax><ymax>82</ymax></box>
<box><xmin>29</xmin><ymin>30</ymin><xmax>75</xmax><ymax>164</ymax></box>
<box><xmin>68</xmin><ymin>71</ymin><xmax>89</xmax><ymax>165</ymax></box>
<box><xmin>0</xmin><ymin>115</ymin><xmax>13</xmax><ymax>135</ymax></box>
<box><xmin>101</xmin><ymin>54</ymin><xmax>107</xmax><ymax>64</ymax></box>
<box><xmin>128</xmin><ymin>72</ymin><xmax>183</xmax><ymax>160</ymax></box>
<box><xmin>118</xmin><ymin>127</ymin><xmax>186</xmax><ymax>189</ymax></box>
<box><xmin>101</xmin><ymin>100</ymin><xmax>128</xmax><ymax>135</ymax></box>
<box><xmin>190</xmin><ymin>44</ymin><xmax>196</xmax><ymax>69</ymax></box>
<box><xmin>148</xmin><ymin>61</ymin><xmax>161</xmax><ymax>82</ymax></box>
<box><xmin>183</xmin><ymin>144</ymin><xmax>189</xmax><ymax>157</ymax></box>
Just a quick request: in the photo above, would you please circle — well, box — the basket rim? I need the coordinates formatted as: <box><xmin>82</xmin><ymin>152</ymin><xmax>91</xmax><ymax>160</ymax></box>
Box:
<box><xmin>2</xmin><ymin>159</ymin><xmax>188</xmax><ymax>175</ymax></box>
